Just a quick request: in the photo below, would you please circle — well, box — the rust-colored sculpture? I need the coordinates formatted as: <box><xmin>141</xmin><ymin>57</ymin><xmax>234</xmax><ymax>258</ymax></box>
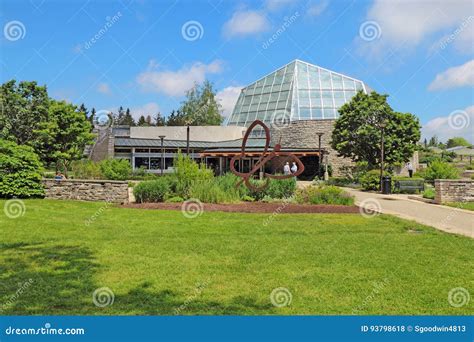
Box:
<box><xmin>230</xmin><ymin>120</ymin><xmax>304</xmax><ymax>191</ymax></box>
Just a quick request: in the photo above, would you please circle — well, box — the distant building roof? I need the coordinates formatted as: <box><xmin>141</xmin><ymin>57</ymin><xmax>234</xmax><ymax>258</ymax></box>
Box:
<box><xmin>114</xmin><ymin>137</ymin><xmax>268</xmax><ymax>149</ymax></box>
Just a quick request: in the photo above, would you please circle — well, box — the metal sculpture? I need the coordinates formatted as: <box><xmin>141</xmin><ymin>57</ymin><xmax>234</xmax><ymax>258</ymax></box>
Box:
<box><xmin>230</xmin><ymin>120</ymin><xmax>304</xmax><ymax>191</ymax></box>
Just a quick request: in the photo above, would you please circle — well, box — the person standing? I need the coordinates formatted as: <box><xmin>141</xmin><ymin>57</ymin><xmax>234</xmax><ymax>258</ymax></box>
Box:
<box><xmin>283</xmin><ymin>162</ymin><xmax>291</xmax><ymax>175</ymax></box>
<box><xmin>406</xmin><ymin>162</ymin><xmax>413</xmax><ymax>178</ymax></box>
<box><xmin>291</xmin><ymin>162</ymin><xmax>297</xmax><ymax>174</ymax></box>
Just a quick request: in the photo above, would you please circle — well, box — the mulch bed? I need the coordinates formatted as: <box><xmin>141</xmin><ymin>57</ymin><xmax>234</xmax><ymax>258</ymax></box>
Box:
<box><xmin>122</xmin><ymin>202</ymin><xmax>360</xmax><ymax>214</ymax></box>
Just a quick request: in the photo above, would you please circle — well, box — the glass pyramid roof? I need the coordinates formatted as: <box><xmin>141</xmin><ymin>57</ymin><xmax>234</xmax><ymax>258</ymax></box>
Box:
<box><xmin>225</xmin><ymin>60</ymin><xmax>368</xmax><ymax>128</ymax></box>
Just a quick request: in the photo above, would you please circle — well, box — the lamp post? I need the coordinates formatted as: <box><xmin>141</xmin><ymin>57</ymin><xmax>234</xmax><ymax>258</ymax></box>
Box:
<box><xmin>379</xmin><ymin>122</ymin><xmax>387</xmax><ymax>192</ymax></box>
<box><xmin>159</xmin><ymin>135</ymin><xmax>166</xmax><ymax>176</ymax></box>
<box><xmin>317</xmin><ymin>133</ymin><xmax>324</xmax><ymax>179</ymax></box>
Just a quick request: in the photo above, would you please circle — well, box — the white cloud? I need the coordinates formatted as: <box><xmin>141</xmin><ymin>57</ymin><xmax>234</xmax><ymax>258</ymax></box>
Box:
<box><xmin>223</xmin><ymin>10</ymin><xmax>270</xmax><ymax>38</ymax></box>
<box><xmin>97</xmin><ymin>82</ymin><xmax>112</xmax><ymax>95</ymax></box>
<box><xmin>216</xmin><ymin>86</ymin><xmax>243</xmax><ymax>117</ymax></box>
<box><xmin>136</xmin><ymin>60</ymin><xmax>223</xmax><ymax>97</ymax></box>
<box><xmin>265</xmin><ymin>0</ymin><xmax>294</xmax><ymax>11</ymax></box>
<box><xmin>428</xmin><ymin>59</ymin><xmax>474</xmax><ymax>91</ymax></box>
<box><xmin>422</xmin><ymin>105</ymin><xmax>474</xmax><ymax>143</ymax></box>
<box><xmin>130</xmin><ymin>102</ymin><xmax>160</xmax><ymax>120</ymax></box>
<box><xmin>358</xmin><ymin>0</ymin><xmax>473</xmax><ymax>58</ymax></box>
<box><xmin>306</xmin><ymin>0</ymin><xmax>328</xmax><ymax>17</ymax></box>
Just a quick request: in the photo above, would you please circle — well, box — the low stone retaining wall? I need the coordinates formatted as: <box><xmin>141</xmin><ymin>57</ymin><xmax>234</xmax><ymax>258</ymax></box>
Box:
<box><xmin>42</xmin><ymin>179</ymin><xmax>129</xmax><ymax>204</ymax></box>
<box><xmin>434</xmin><ymin>179</ymin><xmax>474</xmax><ymax>204</ymax></box>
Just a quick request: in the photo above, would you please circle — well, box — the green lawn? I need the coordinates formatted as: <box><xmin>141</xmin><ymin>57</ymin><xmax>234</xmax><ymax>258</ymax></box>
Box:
<box><xmin>1</xmin><ymin>199</ymin><xmax>473</xmax><ymax>315</ymax></box>
<box><xmin>445</xmin><ymin>202</ymin><xmax>474</xmax><ymax>212</ymax></box>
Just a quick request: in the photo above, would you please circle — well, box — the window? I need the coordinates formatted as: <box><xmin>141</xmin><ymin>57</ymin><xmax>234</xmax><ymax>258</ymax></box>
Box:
<box><xmin>321</xmin><ymin>91</ymin><xmax>333</xmax><ymax>107</ymax></box>
<box><xmin>299</xmin><ymin>107</ymin><xmax>311</xmax><ymax>119</ymax></box>
<box><xmin>331</xmin><ymin>74</ymin><xmax>343</xmax><ymax>89</ymax></box>
<box><xmin>320</xmin><ymin>70</ymin><xmax>331</xmax><ymax>89</ymax></box>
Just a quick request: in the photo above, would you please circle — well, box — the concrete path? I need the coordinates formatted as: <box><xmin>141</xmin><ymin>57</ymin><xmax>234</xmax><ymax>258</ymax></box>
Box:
<box><xmin>343</xmin><ymin>188</ymin><xmax>474</xmax><ymax>238</ymax></box>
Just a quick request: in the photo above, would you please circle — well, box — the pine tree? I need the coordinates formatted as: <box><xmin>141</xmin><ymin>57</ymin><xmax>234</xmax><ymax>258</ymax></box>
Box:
<box><xmin>145</xmin><ymin>115</ymin><xmax>152</xmax><ymax>126</ymax></box>
<box><xmin>122</xmin><ymin>108</ymin><xmax>136</xmax><ymax>126</ymax></box>
<box><xmin>78</xmin><ymin>103</ymin><xmax>88</xmax><ymax>119</ymax></box>
<box><xmin>89</xmin><ymin>108</ymin><xmax>96</xmax><ymax>126</ymax></box>
<box><xmin>137</xmin><ymin>115</ymin><xmax>147</xmax><ymax>126</ymax></box>
<box><xmin>154</xmin><ymin>112</ymin><xmax>165</xmax><ymax>126</ymax></box>
<box><xmin>116</xmin><ymin>106</ymin><xmax>125</xmax><ymax>125</ymax></box>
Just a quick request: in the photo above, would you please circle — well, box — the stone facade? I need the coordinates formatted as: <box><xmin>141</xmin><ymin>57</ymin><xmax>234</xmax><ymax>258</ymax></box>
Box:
<box><xmin>434</xmin><ymin>180</ymin><xmax>474</xmax><ymax>204</ymax></box>
<box><xmin>42</xmin><ymin>179</ymin><xmax>129</xmax><ymax>204</ymax></box>
<box><xmin>270</xmin><ymin>119</ymin><xmax>353</xmax><ymax>176</ymax></box>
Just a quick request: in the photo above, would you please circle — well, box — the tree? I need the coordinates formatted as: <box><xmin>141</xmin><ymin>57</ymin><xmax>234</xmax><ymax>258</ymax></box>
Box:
<box><xmin>0</xmin><ymin>80</ymin><xmax>50</xmax><ymax>147</ymax></box>
<box><xmin>0</xmin><ymin>139</ymin><xmax>44</xmax><ymax>198</ymax></box>
<box><xmin>89</xmin><ymin>108</ymin><xmax>96</xmax><ymax>126</ymax></box>
<box><xmin>115</xmin><ymin>106</ymin><xmax>125</xmax><ymax>125</ymax></box>
<box><xmin>46</xmin><ymin>100</ymin><xmax>95</xmax><ymax>173</ymax></box>
<box><xmin>145</xmin><ymin>115</ymin><xmax>153</xmax><ymax>126</ymax></box>
<box><xmin>137</xmin><ymin>115</ymin><xmax>147</xmax><ymax>126</ymax></box>
<box><xmin>180</xmin><ymin>80</ymin><xmax>223</xmax><ymax>125</ymax></box>
<box><xmin>122</xmin><ymin>108</ymin><xmax>136</xmax><ymax>126</ymax></box>
<box><xmin>446</xmin><ymin>137</ymin><xmax>471</xmax><ymax>148</ymax></box>
<box><xmin>166</xmin><ymin>110</ymin><xmax>186</xmax><ymax>126</ymax></box>
<box><xmin>154</xmin><ymin>112</ymin><xmax>165</xmax><ymax>126</ymax></box>
<box><xmin>331</xmin><ymin>91</ymin><xmax>421</xmax><ymax>169</ymax></box>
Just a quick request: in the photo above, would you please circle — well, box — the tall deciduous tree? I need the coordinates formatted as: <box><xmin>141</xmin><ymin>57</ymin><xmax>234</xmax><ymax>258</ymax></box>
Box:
<box><xmin>446</xmin><ymin>137</ymin><xmax>471</xmax><ymax>148</ymax></box>
<box><xmin>180</xmin><ymin>80</ymin><xmax>223</xmax><ymax>125</ymax></box>
<box><xmin>46</xmin><ymin>100</ymin><xmax>94</xmax><ymax>172</ymax></box>
<box><xmin>331</xmin><ymin>91</ymin><xmax>421</xmax><ymax>168</ymax></box>
<box><xmin>0</xmin><ymin>80</ymin><xmax>50</xmax><ymax>146</ymax></box>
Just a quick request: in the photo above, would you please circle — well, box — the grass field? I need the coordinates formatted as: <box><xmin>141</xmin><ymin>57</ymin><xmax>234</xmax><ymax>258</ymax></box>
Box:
<box><xmin>445</xmin><ymin>202</ymin><xmax>474</xmax><ymax>212</ymax></box>
<box><xmin>0</xmin><ymin>199</ymin><xmax>472</xmax><ymax>315</ymax></box>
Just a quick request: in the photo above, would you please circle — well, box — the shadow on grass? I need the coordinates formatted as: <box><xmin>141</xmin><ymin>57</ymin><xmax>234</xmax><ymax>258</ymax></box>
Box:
<box><xmin>0</xmin><ymin>243</ymin><xmax>273</xmax><ymax>315</ymax></box>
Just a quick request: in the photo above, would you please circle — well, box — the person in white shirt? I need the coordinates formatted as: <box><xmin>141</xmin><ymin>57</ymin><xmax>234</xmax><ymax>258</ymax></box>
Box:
<box><xmin>283</xmin><ymin>162</ymin><xmax>291</xmax><ymax>175</ymax></box>
<box><xmin>406</xmin><ymin>162</ymin><xmax>413</xmax><ymax>178</ymax></box>
<box><xmin>291</xmin><ymin>162</ymin><xmax>297</xmax><ymax>174</ymax></box>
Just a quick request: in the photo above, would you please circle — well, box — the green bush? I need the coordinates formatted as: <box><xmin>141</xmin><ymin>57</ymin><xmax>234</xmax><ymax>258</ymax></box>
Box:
<box><xmin>71</xmin><ymin>160</ymin><xmax>103</xmax><ymax>179</ymax></box>
<box><xmin>165</xmin><ymin>196</ymin><xmax>184</xmax><ymax>203</ymax></box>
<box><xmin>189</xmin><ymin>180</ymin><xmax>240</xmax><ymax>203</ymax></box>
<box><xmin>0</xmin><ymin>139</ymin><xmax>44</xmax><ymax>197</ymax></box>
<box><xmin>327</xmin><ymin>177</ymin><xmax>352</xmax><ymax>186</ymax></box>
<box><xmin>248</xmin><ymin>177</ymin><xmax>297</xmax><ymax>200</ymax></box>
<box><xmin>99</xmin><ymin>159</ymin><xmax>132</xmax><ymax>180</ymax></box>
<box><xmin>296</xmin><ymin>185</ymin><xmax>354</xmax><ymax>205</ymax></box>
<box><xmin>422</xmin><ymin>185</ymin><xmax>435</xmax><ymax>200</ymax></box>
<box><xmin>173</xmin><ymin>151</ymin><xmax>213</xmax><ymax>197</ymax></box>
<box><xmin>423</xmin><ymin>159</ymin><xmax>459</xmax><ymax>181</ymax></box>
<box><xmin>360</xmin><ymin>170</ymin><xmax>383</xmax><ymax>191</ymax></box>
<box><xmin>133</xmin><ymin>178</ymin><xmax>171</xmax><ymax>203</ymax></box>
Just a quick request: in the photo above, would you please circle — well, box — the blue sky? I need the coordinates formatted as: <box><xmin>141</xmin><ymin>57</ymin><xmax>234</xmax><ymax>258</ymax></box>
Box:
<box><xmin>0</xmin><ymin>0</ymin><xmax>473</xmax><ymax>142</ymax></box>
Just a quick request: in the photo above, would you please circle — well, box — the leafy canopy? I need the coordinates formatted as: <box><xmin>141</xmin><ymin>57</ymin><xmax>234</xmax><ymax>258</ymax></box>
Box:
<box><xmin>331</xmin><ymin>91</ymin><xmax>421</xmax><ymax>168</ymax></box>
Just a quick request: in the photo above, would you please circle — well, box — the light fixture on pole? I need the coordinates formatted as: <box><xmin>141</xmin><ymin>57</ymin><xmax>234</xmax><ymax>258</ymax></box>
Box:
<box><xmin>159</xmin><ymin>135</ymin><xmax>166</xmax><ymax>176</ymax></box>
<box><xmin>317</xmin><ymin>133</ymin><xmax>324</xmax><ymax>179</ymax></box>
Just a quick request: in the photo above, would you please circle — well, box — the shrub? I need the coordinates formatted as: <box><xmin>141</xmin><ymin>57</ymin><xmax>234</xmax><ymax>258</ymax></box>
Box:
<box><xmin>189</xmin><ymin>180</ymin><xmax>240</xmax><ymax>203</ymax></box>
<box><xmin>133</xmin><ymin>178</ymin><xmax>171</xmax><ymax>203</ymax></box>
<box><xmin>360</xmin><ymin>170</ymin><xmax>383</xmax><ymax>191</ymax></box>
<box><xmin>0</xmin><ymin>139</ymin><xmax>44</xmax><ymax>197</ymax></box>
<box><xmin>296</xmin><ymin>185</ymin><xmax>354</xmax><ymax>205</ymax></box>
<box><xmin>248</xmin><ymin>177</ymin><xmax>296</xmax><ymax>200</ymax></box>
<box><xmin>99</xmin><ymin>158</ymin><xmax>131</xmax><ymax>180</ymax></box>
<box><xmin>242</xmin><ymin>195</ymin><xmax>255</xmax><ymax>202</ymax></box>
<box><xmin>165</xmin><ymin>196</ymin><xmax>184</xmax><ymax>203</ymax></box>
<box><xmin>173</xmin><ymin>151</ymin><xmax>213</xmax><ymax>197</ymax></box>
<box><xmin>327</xmin><ymin>177</ymin><xmax>352</xmax><ymax>186</ymax></box>
<box><xmin>423</xmin><ymin>159</ymin><xmax>459</xmax><ymax>181</ymax></box>
<box><xmin>71</xmin><ymin>160</ymin><xmax>103</xmax><ymax>179</ymax></box>
<box><xmin>422</xmin><ymin>185</ymin><xmax>435</xmax><ymax>200</ymax></box>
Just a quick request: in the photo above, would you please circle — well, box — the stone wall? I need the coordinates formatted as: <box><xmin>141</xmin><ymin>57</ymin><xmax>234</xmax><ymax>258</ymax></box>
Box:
<box><xmin>42</xmin><ymin>179</ymin><xmax>129</xmax><ymax>204</ymax></box>
<box><xmin>434</xmin><ymin>179</ymin><xmax>474</xmax><ymax>204</ymax></box>
<box><xmin>270</xmin><ymin>119</ymin><xmax>353</xmax><ymax>176</ymax></box>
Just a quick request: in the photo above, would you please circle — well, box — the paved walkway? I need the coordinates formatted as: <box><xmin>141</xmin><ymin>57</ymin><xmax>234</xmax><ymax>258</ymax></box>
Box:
<box><xmin>343</xmin><ymin>188</ymin><xmax>474</xmax><ymax>238</ymax></box>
